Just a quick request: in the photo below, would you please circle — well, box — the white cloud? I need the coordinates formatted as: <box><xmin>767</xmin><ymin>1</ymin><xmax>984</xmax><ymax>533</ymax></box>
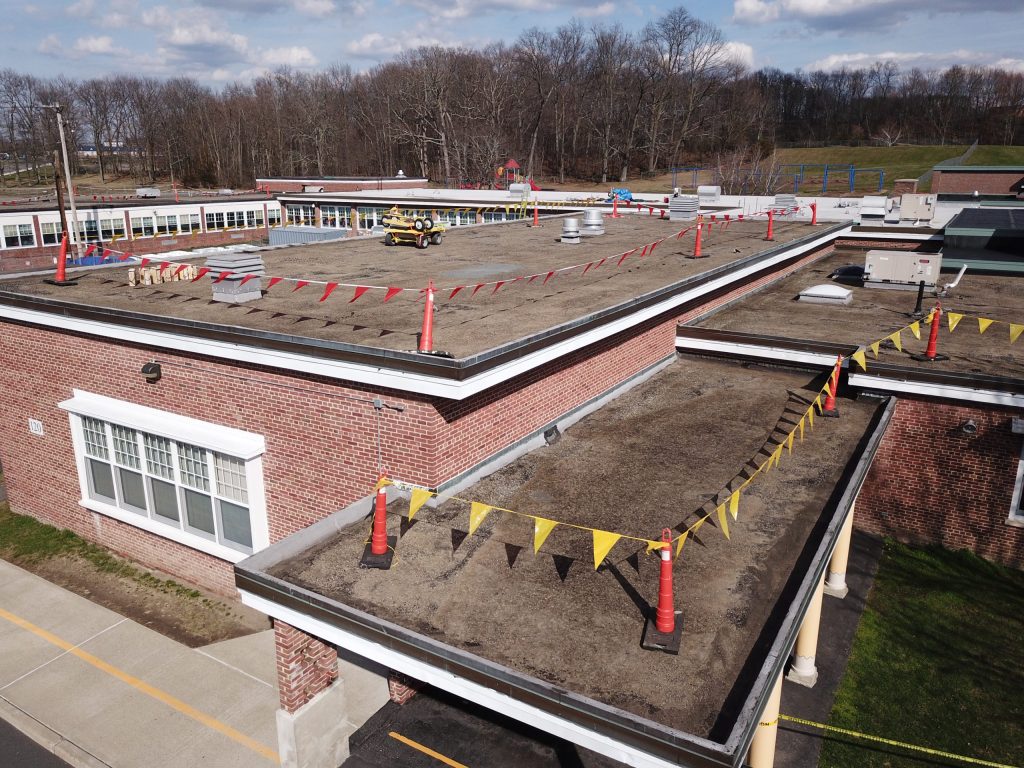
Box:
<box><xmin>293</xmin><ymin>0</ymin><xmax>336</xmax><ymax>15</ymax></box>
<box><xmin>396</xmin><ymin>0</ymin><xmax>590</xmax><ymax>20</ymax></box>
<box><xmin>259</xmin><ymin>45</ymin><xmax>318</xmax><ymax>67</ymax></box>
<box><xmin>577</xmin><ymin>2</ymin><xmax>614</xmax><ymax>17</ymax></box>
<box><xmin>37</xmin><ymin>34</ymin><xmax>62</xmax><ymax>55</ymax></box>
<box><xmin>73</xmin><ymin>35</ymin><xmax>117</xmax><ymax>55</ymax></box>
<box><xmin>806</xmin><ymin>49</ymin><xmax>1024</xmax><ymax>72</ymax></box>
<box><xmin>720</xmin><ymin>41</ymin><xmax>755</xmax><ymax>69</ymax></box>
<box><xmin>734</xmin><ymin>0</ymin><xmax>1023</xmax><ymax>28</ymax></box>
<box><xmin>67</xmin><ymin>0</ymin><xmax>96</xmax><ymax>17</ymax></box>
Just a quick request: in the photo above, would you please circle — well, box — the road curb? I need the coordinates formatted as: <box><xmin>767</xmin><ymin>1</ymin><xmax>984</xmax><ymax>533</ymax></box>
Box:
<box><xmin>0</xmin><ymin>695</ymin><xmax>112</xmax><ymax>768</ymax></box>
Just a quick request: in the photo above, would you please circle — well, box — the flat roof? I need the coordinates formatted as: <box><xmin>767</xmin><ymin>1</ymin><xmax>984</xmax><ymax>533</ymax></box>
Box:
<box><xmin>0</xmin><ymin>192</ymin><xmax>275</xmax><ymax>215</ymax></box>
<box><xmin>265</xmin><ymin>357</ymin><xmax>880</xmax><ymax>741</ymax></box>
<box><xmin>0</xmin><ymin>216</ymin><xmax>816</xmax><ymax>359</ymax></box>
<box><xmin>697</xmin><ymin>250</ymin><xmax>1024</xmax><ymax>380</ymax></box>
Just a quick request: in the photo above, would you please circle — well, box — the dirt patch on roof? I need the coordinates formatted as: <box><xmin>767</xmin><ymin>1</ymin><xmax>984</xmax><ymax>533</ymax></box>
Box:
<box><xmin>271</xmin><ymin>357</ymin><xmax>879</xmax><ymax>737</ymax></box>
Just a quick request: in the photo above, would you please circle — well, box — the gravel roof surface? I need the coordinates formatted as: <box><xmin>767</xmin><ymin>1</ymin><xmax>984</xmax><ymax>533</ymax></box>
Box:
<box><xmin>1</xmin><ymin>216</ymin><xmax>812</xmax><ymax>358</ymax></box>
<box><xmin>271</xmin><ymin>357</ymin><xmax>880</xmax><ymax>737</ymax></box>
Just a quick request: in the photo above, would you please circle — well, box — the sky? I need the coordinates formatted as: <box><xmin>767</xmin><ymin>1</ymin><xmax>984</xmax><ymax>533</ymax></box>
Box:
<box><xmin>4</xmin><ymin>0</ymin><xmax>1024</xmax><ymax>84</ymax></box>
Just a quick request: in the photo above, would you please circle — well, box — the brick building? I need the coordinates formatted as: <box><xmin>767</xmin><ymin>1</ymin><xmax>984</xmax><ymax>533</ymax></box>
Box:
<box><xmin>931</xmin><ymin>165</ymin><xmax>1024</xmax><ymax>198</ymax></box>
<box><xmin>0</xmin><ymin>193</ymin><xmax>1020</xmax><ymax>768</ymax></box>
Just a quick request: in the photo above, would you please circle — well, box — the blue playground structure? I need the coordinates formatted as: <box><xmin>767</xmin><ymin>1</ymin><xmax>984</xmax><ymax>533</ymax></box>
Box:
<box><xmin>670</xmin><ymin>163</ymin><xmax>886</xmax><ymax>195</ymax></box>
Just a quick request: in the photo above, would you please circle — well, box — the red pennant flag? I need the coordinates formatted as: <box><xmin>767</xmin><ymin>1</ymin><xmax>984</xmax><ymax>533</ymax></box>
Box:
<box><xmin>213</xmin><ymin>271</ymin><xmax>233</xmax><ymax>283</ymax></box>
<box><xmin>239</xmin><ymin>274</ymin><xmax>257</xmax><ymax>286</ymax></box>
<box><xmin>191</xmin><ymin>267</ymin><xmax>210</xmax><ymax>282</ymax></box>
<box><xmin>449</xmin><ymin>285</ymin><xmax>466</xmax><ymax>300</ymax></box>
<box><xmin>159</xmin><ymin>262</ymin><xmax>170</xmax><ymax>274</ymax></box>
<box><xmin>349</xmin><ymin>286</ymin><xmax>370</xmax><ymax>303</ymax></box>
<box><xmin>471</xmin><ymin>283</ymin><xmax>485</xmax><ymax>296</ymax></box>
<box><xmin>102</xmin><ymin>248</ymin><xmax>114</xmax><ymax>260</ymax></box>
<box><xmin>649</xmin><ymin>238</ymin><xmax>664</xmax><ymax>254</ymax></box>
<box><xmin>639</xmin><ymin>244</ymin><xmax>649</xmax><ymax>258</ymax></box>
<box><xmin>582</xmin><ymin>262</ymin><xmax>594</xmax><ymax>275</ymax></box>
<box><xmin>527</xmin><ymin>274</ymin><xmax>539</xmax><ymax>284</ymax></box>
<box><xmin>267</xmin><ymin>276</ymin><xmax>283</xmax><ymax>289</ymax></box>
<box><xmin>543</xmin><ymin>271</ymin><xmax>555</xmax><ymax>285</ymax></box>
<box><xmin>84</xmin><ymin>244</ymin><xmax>97</xmax><ymax>258</ymax></box>
<box><xmin>595</xmin><ymin>258</ymin><xmax>606</xmax><ymax>269</ymax></box>
<box><xmin>118</xmin><ymin>252</ymin><xmax>131</xmax><ymax>261</ymax></box>
<box><xmin>510</xmin><ymin>276</ymin><xmax>524</xmax><ymax>284</ymax></box>
<box><xmin>139</xmin><ymin>258</ymin><xmax>150</xmax><ymax>268</ymax></box>
<box><xmin>319</xmin><ymin>282</ymin><xmax>339</xmax><ymax>302</ymax></box>
<box><xmin>617</xmin><ymin>248</ymin><xmax>638</xmax><ymax>266</ymax></box>
<box><xmin>173</xmin><ymin>264</ymin><xmax>188</xmax><ymax>277</ymax></box>
<box><xmin>491</xmin><ymin>280</ymin><xmax>505</xmax><ymax>294</ymax></box>
<box><xmin>384</xmin><ymin>287</ymin><xmax>403</xmax><ymax>302</ymax></box>
<box><xmin>292</xmin><ymin>280</ymin><xmax>309</xmax><ymax>292</ymax></box>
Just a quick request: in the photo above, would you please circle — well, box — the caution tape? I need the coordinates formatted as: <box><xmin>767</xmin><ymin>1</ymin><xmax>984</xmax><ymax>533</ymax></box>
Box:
<box><xmin>779</xmin><ymin>714</ymin><xmax>1020</xmax><ymax>768</ymax></box>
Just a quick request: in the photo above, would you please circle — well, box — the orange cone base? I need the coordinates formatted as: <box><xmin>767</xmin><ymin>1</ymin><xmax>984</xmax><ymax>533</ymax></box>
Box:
<box><xmin>359</xmin><ymin>535</ymin><xmax>397</xmax><ymax>570</ymax></box>
<box><xmin>910</xmin><ymin>352</ymin><xmax>950</xmax><ymax>362</ymax></box>
<box><xmin>44</xmin><ymin>278</ymin><xmax>79</xmax><ymax>286</ymax></box>
<box><xmin>641</xmin><ymin>610</ymin><xmax>683</xmax><ymax>654</ymax></box>
<box><xmin>821</xmin><ymin>406</ymin><xmax>840</xmax><ymax>418</ymax></box>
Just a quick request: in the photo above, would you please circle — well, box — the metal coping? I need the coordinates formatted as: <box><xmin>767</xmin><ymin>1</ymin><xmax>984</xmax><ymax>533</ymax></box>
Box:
<box><xmin>724</xmin><ymin>398</ymin><xmax>896</xmax><ymax>761</ymax></box>
<box><xmin>932</xmin><ymin>166</ymin><xmax>1024</xmax><ymax>173</ymax></box>
<box><xmin>0</xmin><ymin>194</ymin><xmax>276</xmax><ymax>216</ymax></box>
<box><xmin>0</xmin><ymin>223</ymin><xmax>846</xmax><ymax>386</ymax></box>
<box><xmin>233</xmin><ymin>386</ymin><xmax>895</xmax><ymax>768</ymax></box>
<box><xmin>674</xmin><ymin>326</ymin><xmax>1024</xmax><ymax>392</ymax></box>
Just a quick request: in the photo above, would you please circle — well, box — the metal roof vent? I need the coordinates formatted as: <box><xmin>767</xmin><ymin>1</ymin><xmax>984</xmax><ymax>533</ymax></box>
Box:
<box><xmin>581</xmin><ymin>209</ymin><xmax>604</xmax><ymax>236</ymax></box>
<box><xmin>798</xmin><ymin>284</ymin><xmax>853</xmax><ymax>305</ymax></box>
<box><xmin>774</xmin><ymin>193</ymin><xmax>797</xmax><ymax>211</ymax></box>
<box><xmin>561</xmin><ymin>218</ymin><xmax>581</xmax><ymax>244</ymax></box>
<box><xmin>206</xmin><ymin>251</ymin><xmax>266</xmax><ymax>304</ymax></box>
<box><xmin>670</xmin><ymin>195</ymin><xmax>699</xmax><ymax>221</ymax></box>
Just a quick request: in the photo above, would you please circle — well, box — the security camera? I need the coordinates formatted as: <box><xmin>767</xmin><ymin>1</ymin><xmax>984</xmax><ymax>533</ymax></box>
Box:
<box><xmin>959</xmin><ymin>419</ymin><xmax>977</xmax><ymax>435</ymax></box>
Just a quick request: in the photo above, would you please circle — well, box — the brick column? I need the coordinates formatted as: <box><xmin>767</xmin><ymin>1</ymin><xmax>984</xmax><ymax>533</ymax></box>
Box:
<box><xmin>387</xmin><ymin>671</ymin><xmax>423</xmax><ymax>705</ymax></box>
<box><xmin>274</xmin><ymin>620</ymin><xmax>339</xmax><ymax>714</ymax></box>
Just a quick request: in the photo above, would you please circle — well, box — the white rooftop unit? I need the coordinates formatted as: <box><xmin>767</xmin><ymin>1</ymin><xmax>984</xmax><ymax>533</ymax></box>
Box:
<box><xmin>863</xmin><ymin>249</ymin><xmax>942</xmax><ymax>290</ymax></box>
<box><xmin>898</xmin><ymin>193</ymin><xmax>936</xmax><ymax>223</ymax></box>
<box><xmin>697</xmin><ymin>186</ymin><xmax>721</xmax><ymax>204</ymax></box>
<box><xmin>859</xmin><ymin>195</ymin><xmax>888</xmax><ymax>223</ymax></box>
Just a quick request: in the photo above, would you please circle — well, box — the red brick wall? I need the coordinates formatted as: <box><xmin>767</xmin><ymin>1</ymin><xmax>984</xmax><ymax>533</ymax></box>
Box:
<box><xmin>893</xmin><ymin>180</ymin><xmax>918</xmax><ymax>195</ymax></box>
<box><xmin>387</xmin><ymin>671</ymin><xmax>424</xmax><ymax>705</ymax></box>
<box><xmin>0</xmin><ymin>229</ymin><xmax>270</xmax><ymax>274</ymax></box>
<box><xmin>274</xmin><ymin>620</ymin><xmax>338</xmax><ymax>713</ymax></box>
<box><xmin>835</xmin><ymin>238</ymin><xmax>940</xmax><ymax>252</ymax></box>
<box><xmin>858</xmin><ymin>397</ymin><xmax>1024</xmax><ymax>569</ymax></box>
<box><xmin>932</xmin><ymin>170</ymin><xmax>1024</xmax><ymax>196</ymax></box>
<box><xmin>0</xmin><ymin>235</ymin><xmax>836</xmax><ymax>594</ymax></box>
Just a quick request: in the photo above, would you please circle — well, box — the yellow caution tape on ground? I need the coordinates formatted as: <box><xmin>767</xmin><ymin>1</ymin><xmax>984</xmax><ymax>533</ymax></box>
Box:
<box><xmin>779</xmin><ymin>714</ymin><xmax>1019</xmax><ymax>768</ymax></box>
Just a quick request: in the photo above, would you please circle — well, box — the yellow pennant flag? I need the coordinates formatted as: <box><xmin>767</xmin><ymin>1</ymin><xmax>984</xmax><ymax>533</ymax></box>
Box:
<box><xmin>869</xmin><ymin>340</ymin><xmax>880</xmax><ymax>359</ymax></box>
<box><xmin>468</xmin><ymin>502</ymin><xmax>492</xmax><ymax>535</ymax></box>
<box><xmin>1011</xmin><ymin>324</ymin><xmax>1024</xmax><ymax>344</ymax></box>
<box><xmin>533</xmin><ymin>517</ymin><xmax>557</xmax><ymax>553</ymax></box>
<box><xmin>646</xmin><ymin>539</ymin><xmax>668</xmax><ymax>554</ymax></box>
<box><xmin>716</xmin><ymin>504</ymin><xmax>730</xmax><ymax>540</ymax></box>
<box><xmin>888</xmin><ymin>330</ymin><xmax>902</xmax><ymax>352</ymax></box>
<box><xmin>675</xmin><ymin>531</ymin><xmax>688</xmax><ymax>557</ymax></box>
<box><xmin>691</xmin><ymin>516</ymin><xmax>707</xmax><ymax>535</ymax></box>
<box><xmin>773</xmin><ymin>443</ymin><xmax>784</xmax><ymax>466</ymax></box>
<box><xmin>798</xmin><ymin>416</ymin><xmax>805</xmax><ymax>440</ymax></box>
<box><xmin>373</xmin><ymin>476</ymin><xmax>392</xmax><ymax>491</ymax></box>
<box><xmin>909</xmin><ymin>321</ymin><xmax>921</xmax><ymax>340</ymax></box>
<box><xmin>814</xmin><ymin>393</ymin><xmax>823</xmax><ymax>414</ymax></box>
<box><xmin>808</xmin><ymin>405</ymin><xmax>815</xmax><ymax>429</ymax></box>
<box><xmin>786</xmin><ymin>431</ymin><xmax>795</xmax><ymax>454</ymax></box>
<box><xmin>851</xmin><ymin>348</ymin><xmax>867</xmax><ymax>371</ymax></box>
<box><xmin>978</xmin><ymin>317</ymin><xmax>993</xmax><ymax>334</ymax></box>
<box><xmin>408</xmin><ymin>488</ymin><xmax>432</xmax><ymax>520</ymax></box>
<box><xmin>948</xmin><ymin>312</ymin><xmax>963</xmax><ymax>332</ymax></box>
<box><xmin>729</xmin><ymin>491</ymin><xmax>740</xmax><ymax>520</ymax></box>
<box><xmin>592</xmin><ymin>530</ymin><xmax>621</xmax><ymax>569</ymax></box>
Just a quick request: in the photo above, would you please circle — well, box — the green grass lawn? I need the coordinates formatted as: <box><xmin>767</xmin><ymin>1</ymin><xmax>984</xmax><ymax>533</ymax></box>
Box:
<box><xmin>819</xmin><ymin>540</ymin><xmax>1024</xmax><ymax>768</ymax></box>
<box><xmin>774</xmin><ymin>146</ymin><xmax>968</xmax><ymax>194</ymax></box>
<box><xmin>964</xmin><ymin>145</ymin><xmax>1024</xmax><ymax>166</ymax></box>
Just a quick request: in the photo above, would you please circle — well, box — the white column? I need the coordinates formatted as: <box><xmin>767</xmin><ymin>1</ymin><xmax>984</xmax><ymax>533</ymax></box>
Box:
<box><xmin>747</xmin><ymin>670</ymin><xmax>783</xmax><ymax>768</ymax></box>
<box><xmin>825</xmin><ymin>503</ymin><xmax>855</xmax><ymax>599</ymax></box>
<box><xmin>787</xmin><ymin>575</ymin><xmax>825</xmax><ymax>688</ymax></box>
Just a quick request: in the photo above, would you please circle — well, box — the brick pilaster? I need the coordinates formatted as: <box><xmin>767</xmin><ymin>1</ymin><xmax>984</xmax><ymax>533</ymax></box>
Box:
<box><xmin>387</xmin><ymin>671</ymin><xmax>423</xmax><ymax>705</ymax></box>
<box><xmin>274</xmin><ymin>620</ymin><xmax>339</xmax><ymax>713</ymax></box>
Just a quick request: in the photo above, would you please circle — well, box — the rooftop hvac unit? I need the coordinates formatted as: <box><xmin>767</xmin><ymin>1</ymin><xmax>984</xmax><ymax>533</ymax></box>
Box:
<box><xmin>217</xmin><ymin>188</ymin><xmax>236</xmax><ymax>196</ymax></box>
<box><xmin>898</xmin><ymin>193</ymin><xmax>936</xmax><ymax>223</ymax></box>
<box><xmin>206</xmin><ymin>252</ymin><xmax>266</xmax><ymax>304</ymax></box>
<box><xmin>774</xmin><ymin>193</ymin><xmax>797</xmax><ymax>211</ymax></box>
<box><xmin>508</xmin><ymin>183</ymin><xmax>530</xmax><ymax>201</ymax></box>
<box><xmin>697</xmin><ymin>186</ymin><xmax>721</xmax><ymax>204</ymax></box>
<box><xmin>136</xmin><ymin>187</ymin><xmax>160</xmax><ymax>198</ymax></box>
<box><xmin>863</xmin><ymin>249</ymin><xmax>942</xmax><ymax>290</ymax></box>
<box><xmin>859</xmin><ymin>195</ymin><xmax>889</xmax><ymax>222</ymax></box>
<box><xmin>670</xmin><ymin>195</ymin><xmax>699</xmax><ymax>222</ymax></box>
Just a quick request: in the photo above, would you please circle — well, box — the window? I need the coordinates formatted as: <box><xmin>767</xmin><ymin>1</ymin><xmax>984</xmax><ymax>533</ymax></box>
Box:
<box><xmin>62</xmin><ymin>392</ymin><xmax>267</xmax><ymax>561</ymax></box>
<box><xmin>246</xmin><ymin>210</ymin><xmax>256</xmax><ymax>228</ymax></box>
<box><xmin>286</xmin><ymin>204</ymin><xmax>315</xmax><ymax>225</ymax></box>
<box><xmin>78</xmin><ymin>220</ymin><xmax>100</xmax><ymax>242</ymax></box>
<box><xmin>206</xmin><ymin>211</ymin><xmax>226</xmax><ymax>230</ymax></box>
<box><xmin>320</xmin><ymin>205</ymin><xmax>351</xmax><ymax>229</ymax></box>
<box><xmin>268</xmin><ymin>208</ymin><xmax>281</xmax><ymax>227</ymax></box>
<box><xmin>179</xmin><ymin>213</ymin><xmax>200</xmax><ymax>233</ymax></box>
<box><xmin>41</xmin><ymin>221</ymin><xmax>63</xmax><ymax>245</ymax></box>
<box><xmin>130</xmin><ymin>216</ymin><xmax>154</xmax><ymax>238</ymax></box>
<box><xmin>3</xmin><ymin>223</ymin><xmax>35</xmax><ymax>248</ymax></box>
<box><xmin>357</xmin><ymin>206</ymin><xmax>385</xmax><ymax>228</ymax></box>
<box><xmin>156</xmin><ymin>215</ymin><xmax>178</xmax><ymax>235</ymax></box>
<box><xmin>1010</xmin><ymin>442</ymin><xmax>1024</xmax><ymax>525</ymax></box>
<box><xmin>482</xmin><ymin>211</ymin><xmax>507</xmax><ymax>223</ymax></box>
<box><xmin>100</xmin><ymin>218</ymin><xmax>126</xmax><ymax>241</ymax></box>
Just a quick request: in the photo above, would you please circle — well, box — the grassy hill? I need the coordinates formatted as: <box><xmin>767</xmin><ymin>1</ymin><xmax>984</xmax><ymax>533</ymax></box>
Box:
<box><xmin>963</xmin><ymin>145</ymin><xmax>1024</xmax><ymax>166</ymax></box>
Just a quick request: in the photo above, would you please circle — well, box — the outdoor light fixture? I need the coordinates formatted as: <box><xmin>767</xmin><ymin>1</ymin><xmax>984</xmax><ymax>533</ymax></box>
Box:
<box><xmin>959</xmin><ymin>419</ymin><xmax>977</xmax><ymax>435</ymax></box>
<box><xmin>140</xmin><ymin>362</ymin><xmax>162</xmax><ymax>384</ymax></box>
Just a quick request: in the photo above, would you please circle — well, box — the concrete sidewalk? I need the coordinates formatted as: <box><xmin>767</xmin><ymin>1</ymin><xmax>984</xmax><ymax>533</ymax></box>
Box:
<box><xmin>0</xmin><ymin>559</ymin><xmax>281</xmax><ymax>768</ymax></box>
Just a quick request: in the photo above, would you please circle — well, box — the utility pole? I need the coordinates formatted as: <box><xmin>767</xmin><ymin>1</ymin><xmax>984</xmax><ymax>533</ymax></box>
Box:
<box><xmin>42</xmin><ymin>104</ymin><xmax>84</xmax><ymax>258</ymax></box>
<box><xmin>53</xmin><ymin>149</ymin><xmax>70</xmax><ymax>243</ymax></box>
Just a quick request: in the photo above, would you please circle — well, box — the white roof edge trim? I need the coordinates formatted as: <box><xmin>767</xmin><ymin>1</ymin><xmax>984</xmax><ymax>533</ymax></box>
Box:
<box><xmin>2</xmin><ymin>226</ymin><xmax>846</xmax><ymax>401</ymax></box>
<box><xmin>847</xmin><ymin>373</ymin><xmax>1024</xmax><ymax>407</ymax></box>
<box><xmin>239</xmin><ymin>590</ymin><xmax>722</xmax><ymax>768</ymax></box>
<box><xmin>675</xmin><ymin>336</ymin><xmax>839</xmax><ymax>368</ymax></box>
<box><xmin>59</xmin><ymin>390</ymin><xmax>266</xmax><ymax>459</ymax></box>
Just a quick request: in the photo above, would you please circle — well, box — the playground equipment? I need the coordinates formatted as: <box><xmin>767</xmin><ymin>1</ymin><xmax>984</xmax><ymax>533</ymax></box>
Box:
<box><xmin>382</xmin><ymin>206</ymin><xmax>445</xmax><ymax>249</ymax></box>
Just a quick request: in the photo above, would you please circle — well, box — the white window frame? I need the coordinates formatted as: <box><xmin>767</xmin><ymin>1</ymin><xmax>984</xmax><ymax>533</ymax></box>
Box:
<box><xmin>1009</xmin><ymin>442</ymin><xmax>1024</xmax><ymax>527</ymax></box>
<box><xmin>60</xmin><ymin>390</ymin><xmax>269</xmax><ymax>563</ymax></box>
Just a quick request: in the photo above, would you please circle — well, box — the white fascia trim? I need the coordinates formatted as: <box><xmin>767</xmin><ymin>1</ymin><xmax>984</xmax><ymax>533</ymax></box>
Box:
<box><xmin>82</xmin><ymin>496</ymin><xmax>248</xmax><ymax>563</ymax></box>
<box><xmin>676</xmin><ymin>336</ymin><xmax>839</xmax><ymax>368</ymax></box>
<box><xmin>59</xmin><ymin>389</ymin><xmax>266</xmax><ymax>459</ymax></box>
<box><xmin>239</xmin><ymin>590</ymin><xmax>721</xmax><ymax>768</ymax></box>
<box><xmin>841</xmin><ymin>231</ymin><xmax>942</xmax><ymax>241</ymax></box>
<box><xmin>848</xmin><ymin>373</ymin><xmax>1024</xmax><ymax>407</ymax></box>
<box><xmin>4</xmin><ymin>228</ymin><xmax>844</xmax><ymax>401</ymax></box>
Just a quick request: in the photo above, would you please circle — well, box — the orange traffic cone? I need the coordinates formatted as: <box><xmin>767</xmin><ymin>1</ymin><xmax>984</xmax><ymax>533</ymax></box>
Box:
<box><xmin>641</xmin><ymin>528</ymin><xmax>683</xmax><ymax>654</ymax></box>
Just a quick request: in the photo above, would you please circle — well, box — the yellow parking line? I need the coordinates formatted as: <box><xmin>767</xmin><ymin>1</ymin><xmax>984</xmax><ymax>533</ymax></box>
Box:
<box><xmin>389</xmin><ymin>731</ymin><xmax>469</xmax><ymax>767</ymax></box>
<box><xmin>0</xmin><ymin>606</ymin><xmax>280</xmax><ymax>764</ymax></box>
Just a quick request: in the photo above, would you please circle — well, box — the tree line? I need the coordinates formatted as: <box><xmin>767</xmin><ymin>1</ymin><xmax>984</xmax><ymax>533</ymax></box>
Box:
<box><xmin>2</xmin><ymin>7</ymin><xmax>1022</xmax><ymax>190</ymax></box>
